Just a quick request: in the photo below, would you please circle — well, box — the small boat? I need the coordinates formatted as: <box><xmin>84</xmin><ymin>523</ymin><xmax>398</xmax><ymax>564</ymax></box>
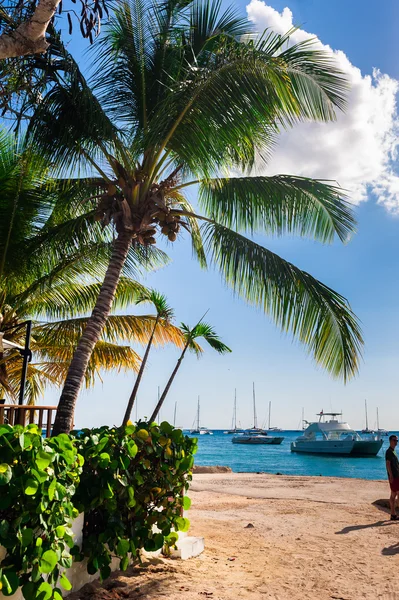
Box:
<box><xmin>232</xmin><ymin>384</ymin><xmax>284</xmax><ymax>445</ymax></box>
<box><xmin>376</xmin><ymin>407</ymin><xmax>389</xmax><ymax>437</ymax></box>
<box><xmin>190</xmin><ymin>397</ymin><xmax>213</xmax><ymax>435</ymax></box>
<box><xmin>225</xmin><ymin>389</ymin><xmax>245</xmax><ymax>434</ymax></box>
<box><xmin>265</xmin><ymin>401</ymin><xmax>283</xmax><ymax>432</ymax></box>
<box><xmin>361</xmin><ymin>399</ymin><xmax>375</xmax><ymax>434</ymax></box>
<box><xmin>232</xmin><ymin>433</ymin><xmax>284</xmax><ymax>445</ymax></box>
<box><xmin>291</xmin><ymin>411</ymin><xmax>383</xmax><ymax>456</ymax></box>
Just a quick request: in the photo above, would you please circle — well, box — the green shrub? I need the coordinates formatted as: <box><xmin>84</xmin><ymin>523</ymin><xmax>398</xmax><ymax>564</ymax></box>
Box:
<box><xmin>0</xmin><ymin>423</ymin><xmax>83</xmax><ymax>599</ymax></box>
<box><xmin>0</xmin><ymin>422</ymin><xmax>197</xmax><ymax>598</ymax></box>
<box><xmin>72</xmin><ymin>421</ymin><xmax>197</xmax><ymax>580</ymax></box>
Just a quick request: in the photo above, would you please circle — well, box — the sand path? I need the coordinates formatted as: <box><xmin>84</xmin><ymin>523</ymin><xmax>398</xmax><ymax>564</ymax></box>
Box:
<box><xmin>73</xmin><ymin>474</ymin><xmax>399</xmax><ymax>600</ymax></box>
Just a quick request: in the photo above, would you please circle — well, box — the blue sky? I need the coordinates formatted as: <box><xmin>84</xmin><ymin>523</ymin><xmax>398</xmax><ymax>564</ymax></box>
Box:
<box><xmin>45</xmin><ymin>0</ymin><xmax>399</xmax><ymax>431</ymax></box>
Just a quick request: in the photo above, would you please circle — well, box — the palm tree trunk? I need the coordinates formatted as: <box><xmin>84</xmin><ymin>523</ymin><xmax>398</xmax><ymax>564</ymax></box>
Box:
<box><xmin>122</xmin><ymin>316</ymin><xmax>159</xmax><ymax>426</ymax></box>
<box><xmin>52</xmin><ymin>232</ymin><xmax>132</xmax><ymax>436</ymax></box>
<box><xmin>149</xmin><ymin>344</ymin><xmax>188</xmax><ymax>422</ymax></box>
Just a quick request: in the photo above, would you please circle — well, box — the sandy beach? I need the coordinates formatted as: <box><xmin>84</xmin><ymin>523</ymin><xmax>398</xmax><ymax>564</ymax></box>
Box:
<box><xmin>74</xmin><ymin>473</ymin><xmax>399</xmax><ymax>600</ymax></box>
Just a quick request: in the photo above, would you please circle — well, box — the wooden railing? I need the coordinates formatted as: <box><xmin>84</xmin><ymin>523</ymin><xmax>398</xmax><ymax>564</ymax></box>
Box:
<box><xmin>0</xmin><ymin>405</ymin><xmax>57</xmax><ymax>437</ymax></box>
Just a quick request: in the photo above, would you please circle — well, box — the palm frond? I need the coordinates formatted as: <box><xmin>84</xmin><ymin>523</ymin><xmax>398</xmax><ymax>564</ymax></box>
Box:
<box><xmin>191</xmin><ymin>321</ymin><xmax>231</xmax><ymax>353</ymax></box>
<box><xmin>136</xmin><ymin>289</ymin><xmax>175</xmax><ymax>321</ymax></box>
<box><xmin>27</xmin><ymin>48</ymin><xmax>121</xmax><ymax>177</ymax></box>
<box><xmin>201</xmin><ymin>222</ymin><xmax>363</xmax><ymax>380</ymax></box>
<box><xmin>189</xmin><ymin>0</ymin><xmax>252</xmax><ymax>56</ymax></box>
<box><xmin>199</xmin><ymin>176</ymin><xmax>355</xmax><ymax>243</ymax></box>
<box><xmin>34</xmin><ymin>314</ymin><xmax>185</xmax><ymax>348</ymax></box>
<box><xmin>173</xmin><ymin>193</ymin><xmax>207</xmax><ymax>267</ymax></box>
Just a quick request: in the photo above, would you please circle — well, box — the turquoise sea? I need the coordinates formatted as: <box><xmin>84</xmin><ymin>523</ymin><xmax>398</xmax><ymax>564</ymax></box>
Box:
<box><xmin>187</xmin><ymin>429</ymin><xmax>396</xmax><ymax>481</ymax></box>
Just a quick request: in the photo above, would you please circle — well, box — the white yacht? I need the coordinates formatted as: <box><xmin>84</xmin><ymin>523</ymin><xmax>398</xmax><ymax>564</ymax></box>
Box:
<box><xmin>291</xmin><ymin>411</ymin><xmax>383</xmax><ymax>456</ymax></box>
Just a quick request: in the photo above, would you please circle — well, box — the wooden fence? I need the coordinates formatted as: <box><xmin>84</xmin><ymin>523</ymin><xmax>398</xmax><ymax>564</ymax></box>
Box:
<box><xmin>0</xmin><ymin>405</ymin><xmax>57</xmax><ymax>437</ymax></box>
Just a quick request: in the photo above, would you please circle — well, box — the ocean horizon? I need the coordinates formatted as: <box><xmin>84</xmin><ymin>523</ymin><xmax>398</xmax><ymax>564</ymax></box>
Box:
<box><xmin>187</xmin><ymin>429</ymin><xmax>394</xmax><ymax>481</ymax></box>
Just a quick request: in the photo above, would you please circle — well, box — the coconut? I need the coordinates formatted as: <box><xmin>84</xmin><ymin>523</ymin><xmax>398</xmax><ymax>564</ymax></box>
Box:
<box><xmin>168</xmin><ymin>232</ymin><xmax>177</xmax><ymax>242</ymax></box>
<box><xmin>146</xmin><ymin>237</ymin><xmax>156</xmax><ymax>245</ymax></box>
<box><xmin>157</xmin><ymin>212</ymin><xmax>166</xmax><ymax>222</ymax></box>
<box><xmin>161</xmin><ymin>225</ymin><xmax>170</xmax><ymax>235</ymax></box>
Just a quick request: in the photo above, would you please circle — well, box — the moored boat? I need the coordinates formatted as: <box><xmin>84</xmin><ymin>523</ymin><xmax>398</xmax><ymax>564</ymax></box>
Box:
<box><xmin>291</xmin><ymin>411</ymin><xmax>383</xmax><ymax>456</ymax></box>
<box><xmin>232</xmin><ymin>433</ymin><xmax>284</xmax><ymax>445</ymax></box>
<box><xmin>224</xmin><ymin>389</ymin><xmax>245</xmax><ymax>434</ymax></box>
<box><xmin>232</xmin><ymin>384</ymin><xmax>284</xmax><ymax>445</ymax></box>
<box><xmin>190</xmin><ymin>397</ymin><xmax>212</xmax><ymax>434</ymax></box>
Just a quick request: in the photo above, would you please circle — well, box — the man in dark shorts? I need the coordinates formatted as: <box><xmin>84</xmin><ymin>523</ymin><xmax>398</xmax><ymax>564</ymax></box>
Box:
<box><xmin>386</xmin><ymin>434</ymin><xmax>399</xmax><ymax>520</ymax></box>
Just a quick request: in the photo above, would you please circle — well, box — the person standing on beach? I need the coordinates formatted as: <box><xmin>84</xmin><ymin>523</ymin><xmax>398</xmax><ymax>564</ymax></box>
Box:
<box><xmin>386</xmin><ymin>435</ymin><xmax>399</xmax><ymax>520</ymax></box>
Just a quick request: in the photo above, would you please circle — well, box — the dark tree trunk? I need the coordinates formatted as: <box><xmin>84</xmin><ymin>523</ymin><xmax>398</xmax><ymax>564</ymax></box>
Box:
<box><xmin>149</xmin><ymin>344</ymin><xmax>188</xmax><ymax>423</ymax></box>
<box><xmin>122</xmin><ymin>316</ymin><xmax>159</xmax><ymax>426</ymax></box>
<box><xmin>52</xmin><ymin>232</ymin><xmax>132</xmax><ymax>436</ymax></box>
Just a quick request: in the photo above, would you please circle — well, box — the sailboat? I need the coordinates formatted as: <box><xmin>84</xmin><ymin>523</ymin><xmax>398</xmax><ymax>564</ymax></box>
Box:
<box><xmin>190</xmin><ymin>397</ymin><xmax>213</xmax><ymax>435</ymax></box>
<box><xmin>265</xmin><ymin>401</ymin><xmax>283</xmax><ymax>432</ymax></box>
<box><xmin>224</xmin><ymin>389</ymin><xmax>244</xmax><ymax>434</ymax></box>
<box><xmin>232</xmin><ymin>384</ymin><xmax>284</xmax><ymax>445</ymax></box>
<box><xmin>376</xmin><ymin>407</ymin><xmax>389</xmax><ymax>437</ymax></box>
<box><xmin>246</xmin><ymin>383</ymin><xmax>265</xmax><ymax>434</ymax></box>
<box><xmin>361</xmin><ymin>399</ymin><xmax>375</xmax><ymax>434</ymax></box>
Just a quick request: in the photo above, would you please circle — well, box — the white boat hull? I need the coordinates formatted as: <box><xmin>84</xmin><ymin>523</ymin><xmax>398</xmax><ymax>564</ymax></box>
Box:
<box><xmin>291</xmin><ymin>439</ymin><xmax>383</xmax><ymax>456</ymax></box>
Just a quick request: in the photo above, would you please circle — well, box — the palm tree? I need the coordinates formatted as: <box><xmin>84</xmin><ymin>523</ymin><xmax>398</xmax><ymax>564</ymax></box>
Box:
<box><xmin>122</xmin><ymin>290</ymin><xmax>175</xmax><ymax>426</ymax></box>
<box><xmin>0</xmin><ymin>130</ymin><xmax>183</xmax><ymax>403</ymax></box>
<box><xmin>150</xmin><ymin>321</ymin><xmax>231</xmax><ymax>422</ymax></box>
<box><xmin>29</xmin><ymin>0</ymin><xmax>363</xmax><ymax>435</ymax></box>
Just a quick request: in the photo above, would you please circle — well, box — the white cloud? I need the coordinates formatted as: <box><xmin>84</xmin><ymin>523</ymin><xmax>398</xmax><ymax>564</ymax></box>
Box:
<box><xmin>246</xmin><ymin>1</ymin><xmax>399</xmax><ymax>210</ymax></box>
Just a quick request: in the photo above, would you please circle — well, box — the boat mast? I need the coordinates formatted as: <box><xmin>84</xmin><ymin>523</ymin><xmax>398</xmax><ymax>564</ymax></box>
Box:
<box><xmin>173</xmin><ymin>401</ymin><xmax>177</xmax><ymax>427</ymax></box>
<box><xmin>301</xmin><ymin>407</ymin><xmax>304</xmax><ymax>429</ymax></box>
<box><xmin>268</xmin><ymin>401</ymin><xmax>271</xmax><ymax>430</ymax></box>
<box><xmin>376</xmin><ymin>407</ymin><xmax>379</xmax><ymax>431</ymax></box>
<box><xmin>197</xmin><ymin>396</ymin><xmax>200</xmax><ymax>430</ymax></box>
<box><xmin>365</xmin><ymin>399</ymin><xmax>368</xmax><ymax>431</ymax></box>
<box><xmin>253</xmin><ymin>382</ymin><xmax>257</xmax><ymax>429</ymax></box>
<box><xmin>234</xmin><ymin>389</ymin><xmax>237</xmax><ymax>430</ymax></box>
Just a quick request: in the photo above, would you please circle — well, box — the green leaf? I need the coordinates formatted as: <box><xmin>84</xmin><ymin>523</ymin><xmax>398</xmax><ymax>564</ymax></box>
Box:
<box><xmin>153</xmin><ymin>533</ymin><xmax>164</xmax><ymax>550</ymax></box>
<box><xmin>21</xmin><ymin>528</ymin><xmax>34</xmax><ymax>547</ymax></box>
<box><xmin>99</xmin><ymin>452</ymin><xmax>110</xmax><ymax>467</ymax></box>
<box><xmin>0</xmin><ymin>464</ymin><xmax>12</xmax><ymax>485</ymax></box>
<box><xmin>127</xmin><ymin>440</ymin><xmax>138</xmax><ymax>458</ymax></box>
<box><xmin>48</xmin><ymin>478</ymin><xmax>56</xmax><ymax>501</ymax></box>
<box><xmin>182</xmin><ymin>496</ymin><xmax>191</xmax><ymax>510</ymax></box>
<box><xmin>22</xmin><ymin>581</ymin><xmax>37</xmax><ymax>600</ymax></box>
<box><xmin>24</xmin><ymin>478</ymin><xmax>39</xmax><ymax>495</ymax></box>
<box><xmin>39</xmin><ymin>549</ymin><xmax>58</xmax><ymax>573</ymax></box>
<box><xmin>175</xmin><ymin>517</ymin><xmax>190</xmax><ymax>532</ymax></box>
<box><xmin>120</xmin><ymin>555</ymin><xmax>129</xmax><ymax>571</ymax></box>
<box><xmin>116</xmin><ymin>539</ymin><xmax>130</xmax><ymax>556</ymax></box>
<box><xmin>0</xmin><ymin>520</ymin><xmax>9</xmax><ymax>537</ymax></box>
<box><xmin>59</xmin><ymin>574</ymin><xmax>72</xmax><ymax>591</ymax></box>
<box><xmin>31</xmin><ymin>468</ymin><xmax>49</xmax><ymax>484</ymax></box>
<box><xmin>55</xmin><ymin>525</ymin><xmax>66</xmax><ymax>538</ymax></box>
<box><xmin>100</xmin><ymin>566</ymin><xmax>111</xmax><ymax>581</ymax></box>
<box><xmin>37</xmin><ymin>581</ymin><xmax>53</xmax><ymax>600</ymax></box>
<box><xmin>35</xmin><ymin>450</ymin><xmax>53</xmax><ymax>470</ymax></box>
<box><xmin>1</xmin><ymin>571</ymin><xmax>20</xmax><ymax>596</ymax></box>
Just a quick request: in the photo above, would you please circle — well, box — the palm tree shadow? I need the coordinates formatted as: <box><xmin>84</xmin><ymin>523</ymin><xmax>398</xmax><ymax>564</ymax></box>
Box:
<box><xmin>336</xmin><ymin>520</ymin><xmax>394</xmax><ymax>534</ymax></box>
